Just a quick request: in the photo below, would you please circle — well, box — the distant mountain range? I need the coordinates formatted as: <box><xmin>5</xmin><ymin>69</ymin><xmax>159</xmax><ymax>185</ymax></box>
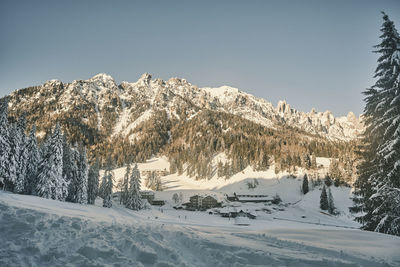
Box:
<box><xmin>2</xmin><ymin>73</ymin><xmax>361</xmax><ymax>179</ymax></box>
<box><xmin>6</xmin><ymin>73</ymin><xmax>362</xmax><ymax>140</ymax></box>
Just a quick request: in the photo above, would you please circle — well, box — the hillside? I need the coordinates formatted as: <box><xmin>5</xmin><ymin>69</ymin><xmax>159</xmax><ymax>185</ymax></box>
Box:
<box><xmin>2</xmin><ymin>73</ymin><xmax>361</xmax><ymax>180</ymax></box>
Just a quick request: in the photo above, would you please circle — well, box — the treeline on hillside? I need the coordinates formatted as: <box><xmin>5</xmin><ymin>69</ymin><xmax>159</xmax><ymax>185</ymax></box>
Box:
<box><xmin>164</xmin><ymin>110</ymin><xmax>356</xmax><ymax>182</ymax></box>
<box><xmin>91</xmin><ymin>109</ymin><xmax>357</xmax><ymax>182</ymax></box>
<box><xmin>0</xmin><ymin>99</ymin><xmax>143</xmax><ymax>210</ymax></box>
<box><xmin>4</xmin><ymin>88</ymin><xmax>358</xmax><ymax>181</ymax></box>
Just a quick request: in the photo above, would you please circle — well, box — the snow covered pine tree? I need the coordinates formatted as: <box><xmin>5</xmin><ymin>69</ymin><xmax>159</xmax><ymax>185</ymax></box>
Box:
<box><xmin>87</xmin><ymin>159</ymin><xmax>100</xmax><ymax>205</ymax></box>
<box><xmin>0</xmin><ymin>99</ymin><xmax>11</xmax><ymax>190</ymax></box>
<box><xmin>125</xmin><ymin>163</ymin><xmax>142</xmax><ymax>210</ymax></box>
<box><xmin>25</xmin><ymin>125</ymin><xmax>40</xmax><ymax>195</ymax></box>
<box><xmin>102</xmin><ymin>157</ymin><xmax>114</xmax><ymax>208</ymax></box>
<box><xmin>36</xmin><ymin>124</ymin><xmax>68</xmax><ymax>201</ymax></box>
<box><xmin>75</xmin><ymin>146</ymin><xmax>88</xmax><ymax>204</ymax></box>
<box><xmin>14</xmin><ymin>115</ymin><xmax>29</xmax><ymax>194</ymax></box>
<box><xmin>352</xmin><ymin>12</ymin><xmax>400</xmax><ymax>236</ymax></box>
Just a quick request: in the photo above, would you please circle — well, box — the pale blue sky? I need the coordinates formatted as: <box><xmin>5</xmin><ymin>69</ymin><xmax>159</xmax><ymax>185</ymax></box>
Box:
<box><xmin>1</xmin><ymin>0</ymin><xmax>399</xmax><ymax>116</ymax></box>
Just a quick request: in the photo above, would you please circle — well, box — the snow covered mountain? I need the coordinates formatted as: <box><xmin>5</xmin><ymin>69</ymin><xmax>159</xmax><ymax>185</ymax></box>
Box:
<box><xmin>7</xmin><ymin>72</ymin><xmax>362</xmax><ymax>141</ymax></box>
<box><xmin>2</xmin><ymin>73</ymin><xmax>361</xmax><ymax>180</ymax></box>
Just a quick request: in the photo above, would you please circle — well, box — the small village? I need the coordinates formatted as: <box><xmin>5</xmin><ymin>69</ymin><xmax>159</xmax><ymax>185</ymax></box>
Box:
<box><xmin>132</xmin><ymin>190</ymin><xmax>285</xmax><ymax>224</ymax></box>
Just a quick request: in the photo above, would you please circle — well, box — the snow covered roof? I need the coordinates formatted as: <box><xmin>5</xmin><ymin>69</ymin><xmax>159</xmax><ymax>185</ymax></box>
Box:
<box><xmin>236</xmin><ymin>196</ymin><xmax>274</xmax><ymax>202</ymax></box>
<box><xmin>140</xmin><ymin>190</ymin><xmax>155</xmax><ymax>196</ymax></box>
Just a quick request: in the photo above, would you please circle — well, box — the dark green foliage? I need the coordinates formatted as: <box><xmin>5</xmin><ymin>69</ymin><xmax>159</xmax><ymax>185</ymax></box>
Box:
<box><xmin>87</xmin><ymin>159</ymin><xmax>100</xmax><ymax>205</ymax></box>
<box><xmin>328</xmin><ymin>187</ymin><xmax>336</xmax><ymax>215</ymax></box>
<box><xmin>324</xmin><ymin>175</ymin><xmax>332</xmax><ymax>187</ymax></box>
<box><xmin>320</xmin><ymin>186</ymin><xmax>329</xmax><ymax>210</ymax></box>
<box><xmin>102</xmin><ymin>157</ymin><xmax>114</xmax><ymax>208</ymax></box>
<box><xmin>302</xmin><ymin>174</ymin><xmax>309</xmax><ymax>194</ymax></box>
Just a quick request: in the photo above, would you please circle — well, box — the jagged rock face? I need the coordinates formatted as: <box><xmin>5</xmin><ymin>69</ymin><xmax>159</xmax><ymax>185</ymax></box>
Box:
<box><xmin>4</xmin><ymin>73</ymin><xmax>362</xmax><ymax>143</ymax></box>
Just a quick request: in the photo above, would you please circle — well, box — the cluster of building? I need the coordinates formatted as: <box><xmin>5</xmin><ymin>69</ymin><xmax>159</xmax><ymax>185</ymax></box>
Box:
<box><xmin>172</xmin><ymin>192</ymin><xmax>277</xmax><ymax>221</ymax></box>
<box><xmin>182</xmin><ymin>195</ymin><xmax>222</xmax><ymax>211</ymax></box>
<box><xmin>140</xmin><ymin>191</ymin><xmax>165</xmax><ymax>206</ymax></box>
<box><xmin>138</xmin><ymin>189</ymin><xmax>279</xmax><ymax>222</ymax></box>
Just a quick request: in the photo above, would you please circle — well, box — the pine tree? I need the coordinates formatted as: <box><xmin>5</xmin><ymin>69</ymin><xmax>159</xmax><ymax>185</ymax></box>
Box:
<box><xmin>302</xmin><ymin>174</ymin><xmax>309</xmax><ymax>194</ymax></box>
<box><xmin>329</xmin><ymin>159</ymin><xmax>343</xmax><ymax>186</ymax></box>
<box><xmin>25</xmin><ymin>125</ymin><xmax>40</xmax><ymax>195</ymax></box>
<box><xmin>320</xmin><ymin>185</ymin><xmax>329</xmax><ymax>210</ymax></box>
<box><xmin>75</xmin><ymin>146</ymin><xmax>88</xmax><ymax>204</ymax></box>
<box><xmin>328</xmin><ymin>187</ymin><xmax>336</xmax><ymax>215</ymax></box>
<box><xmin>64</xmin><ymin>139</ymin><xmax>79</xmax><ymax>202</ymax></box>
<box><xmin>0</xmin><ymin>99</ymin><xmax>11</xmax><ymax>190</ymax></box>
<box><xmin>125</xmin><ymin>163</ymin><xmax>142</xmax><ymax>210</ymax></box>
<box><xmin>324</xmin><ymin>175</ymin><xmax>332</xmax><ymax>187</ymax></box>
<box><xmin>372</xmin><ymin>13</ymin><xmax>400</xmax><ymax>236</ymax></box>
<box><xmin>14</xmin><ymin>115</ymin><xmax>28</xmax><ymax>194</ymax></box>
<box><xmin>102</xmin><ymin>156</ymin><xmax>114</xmax><ymax>208</ymax></box>
<box><xmin>87</xmin><ymin>159</ymin><xmax>100</xmax><ymax>204</ymax></box>
<box><xmin>121</xmin><ymin>164</ymin><xmax>131</xmax><ymax>205</ymax></box>
<box><xmin>352</xmin><ymin>12</ymin><xmax>400</xmax><ymax>236</ymax></box>
<box><xmin>7</xmin><ymin>123</ymin><xmax>18</xmax><ymax>191</ymax></box>
<box><xmin>36</xmin><ymin>124</ymin><xmax>68</xmax><ymax>201</ymax></box>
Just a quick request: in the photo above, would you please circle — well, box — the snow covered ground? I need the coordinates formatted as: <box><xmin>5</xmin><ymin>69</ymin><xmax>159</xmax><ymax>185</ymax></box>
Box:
<box><xmin>1</xmin><ymin>157</ymin><xmax>399</xmax><ymax>266</ymax></box>
<box><xmin>1</xmin><ymin>191</ymin><xmax>400</xmax><ymax>266</ymax></box>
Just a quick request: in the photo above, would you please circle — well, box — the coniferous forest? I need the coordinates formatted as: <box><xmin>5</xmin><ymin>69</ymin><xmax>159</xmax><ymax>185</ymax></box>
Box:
<box><xmin>0</xmin><ymin>99</ymin><xmax>143</xmax><ymax>210</ymax></box>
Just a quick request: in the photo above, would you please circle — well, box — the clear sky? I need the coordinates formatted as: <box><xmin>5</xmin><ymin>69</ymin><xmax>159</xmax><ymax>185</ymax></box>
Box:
<box><xmin>1</xmin><ymin>0</ymin><xmax>399</xmax><ymax>116</ymax></box>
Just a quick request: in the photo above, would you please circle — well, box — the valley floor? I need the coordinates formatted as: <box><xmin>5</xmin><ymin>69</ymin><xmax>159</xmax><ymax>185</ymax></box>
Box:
<box><xmin>1</xmin><ymin>191</ymin><xmax>399</xmax><ymax>267</ymax></box>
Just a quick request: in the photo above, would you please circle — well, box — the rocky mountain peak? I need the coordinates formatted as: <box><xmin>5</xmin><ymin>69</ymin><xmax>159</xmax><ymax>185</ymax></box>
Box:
<box><xmin>277</xmin><ymin>100</ymin><xmax>292</xmax><ymax>115</ymax></box>
<box><xmin>87</xmin><ymin>73</ymin><xmax>117</xmax><ymax>89</ymax></box>
<box><xmin>137</xmin><ymin>72</ymin><xmax>152</xmax><ymax>86</ymax></box>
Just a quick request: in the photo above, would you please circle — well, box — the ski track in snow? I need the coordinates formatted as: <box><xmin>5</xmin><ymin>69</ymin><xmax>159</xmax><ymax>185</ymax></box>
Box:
<box><xmin>1</xmin><ymin>192</ymin><xmax>399</xmax><ymax>267</ymax></box>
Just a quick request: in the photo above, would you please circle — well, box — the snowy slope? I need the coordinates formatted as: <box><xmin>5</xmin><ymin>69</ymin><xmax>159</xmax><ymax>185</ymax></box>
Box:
<box><xmin>110</xmin><ymin>157</ymin><xmax>360</xmax><ymax>231</ymax></box>
<box><xmin>1</xmin><ymin>191</ymin><xmax>399</xmax><ymax>266</ymax></box>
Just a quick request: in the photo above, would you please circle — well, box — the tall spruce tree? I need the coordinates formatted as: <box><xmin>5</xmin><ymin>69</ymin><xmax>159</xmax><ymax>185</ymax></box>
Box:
<box><xmin>121</xmin><ymin>164</ymin><xmax>131</xmax><ymax>205</ymax></box>
<box><xmin>302</xmin><ymin>174</ymin><xmax>309</xmax><ymax>194</ymax></box>
<box><xmin>328</xmin><ymin>187</ymin><xmax>336</xmax><ymax>215</ymax></box>
<box><xmin>125</xmin><ymin>163</ymin><xmax>142</xmax><ymax>210</ymax></box>
<box><xmin>352</xmin><ymin>12</ymin><xmax>400</xmax><ymax>236</ymax></box>
<box><xmin>14</xmin><ymin>115</ymin><xmax>28</xmax><ymax>194</ymax></box>
<box><xmin>25</xmin><ymin>125</ymin><xmax>40</xmax><ymax>195</ymax></box>
<box><xmin>0</xmin><ymin>99</ymin><xmax>11</xmax><ymax>190</ymax></box>
<box><xmin>87</xmin><ymin>159</ymin><xmax>100</xmax><ymax>204</ymax></box>
<box><xmin>7</xmin><ymin>123</ymin><xmax>18</xmax><ymax>191</ymax></box>
<box><xmin>36</xmin><ymin>124</ymin><xmax>68</xmax><ymax>201</ymax></box>
<box><xmin>102</xmin><ymin>156</ymin><xmax>114</xmax><ymax>208</ymax></box>
<box><xmin>75</xmin><ymin>146</ymin><xmax>88</xmax><ymax>204</ymax></box>
<box><xmin>320</xmin><ymin>185</ymin><xmax>329</xmax><ymax>210</ymax></box>
<box><xmin>64</xmin><ymin>139</ymin><xmax>79</xmax><ymax>202</ymax></box>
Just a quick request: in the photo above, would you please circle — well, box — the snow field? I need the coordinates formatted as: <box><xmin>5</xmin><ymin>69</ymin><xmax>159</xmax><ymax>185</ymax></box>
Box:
<box><xmin>1</xmin><ymin>190</ymin><xmax>400</xmax><ymax>266</ymax></box>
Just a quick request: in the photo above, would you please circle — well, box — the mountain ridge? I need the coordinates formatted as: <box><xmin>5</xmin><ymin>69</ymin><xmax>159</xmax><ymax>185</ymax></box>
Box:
<box><xmin>17</xmin><ymin>72</ymin><xmax>361</xmax><ymax>142</ymax></box>
<box><xmin>2</xmin><ymin>72</ymin><xmax>360</xmax><ymax>180</ymax></box>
